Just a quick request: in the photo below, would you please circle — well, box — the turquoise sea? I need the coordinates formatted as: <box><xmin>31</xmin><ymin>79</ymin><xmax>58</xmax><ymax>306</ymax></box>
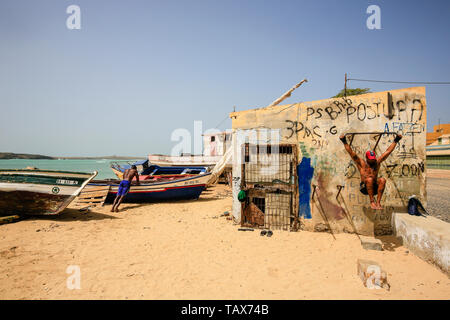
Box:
<box><xmin>0</xmin><ymin>159</ymin><xmax>141</xmax><ymax>180</ymax></box>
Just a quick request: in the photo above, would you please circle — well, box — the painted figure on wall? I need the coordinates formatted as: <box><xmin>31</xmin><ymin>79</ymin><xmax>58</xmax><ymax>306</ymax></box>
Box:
<box><xmin>339</xmin><ymin>133</ymin><xmax>402</xmax><ymax>210</ymax></box>
<box><xmin>297</xmin><ymin>157</ymin><xmax>314</xmax><ymax>219</ymax></box>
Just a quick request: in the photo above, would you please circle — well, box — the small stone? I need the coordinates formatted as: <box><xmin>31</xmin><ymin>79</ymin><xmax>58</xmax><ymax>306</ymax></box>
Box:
<box><xmin>360</xmin><ymin>236</ymin><xmax>383</xmax><ymax>251</ymax></box>
<box><xmin>357</xmin><ymin>259</ymin><xmax>390</xmax><ymax>290</ymax></box>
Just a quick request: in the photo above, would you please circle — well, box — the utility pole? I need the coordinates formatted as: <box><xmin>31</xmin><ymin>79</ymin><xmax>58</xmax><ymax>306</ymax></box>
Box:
<box><xmin>344</xmin><ymin>73</ymin><xmax>347</xmax><ymax>97</ymax></box>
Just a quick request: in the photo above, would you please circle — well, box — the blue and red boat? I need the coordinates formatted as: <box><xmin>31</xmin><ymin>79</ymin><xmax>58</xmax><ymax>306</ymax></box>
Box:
<box><xmin>89</xmin><ymin>172</ymin><xmax>211</xmax><ymax>203</ymax></box>
<box><xmin>110</xmin><ymin>160</ymin><xmax>208</xmax><ymax>182</ymax></box>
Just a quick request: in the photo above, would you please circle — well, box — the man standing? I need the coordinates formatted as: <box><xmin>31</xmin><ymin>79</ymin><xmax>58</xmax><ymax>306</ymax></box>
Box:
<box><xmin>339</xmin><ymin>133</ymin><xmax>402</xmax><ymax>210</ymax></box>
<box><xmin>111</xmin><ymin>165</ymin><xmax>140</xmax><ymax>212</ymax></box>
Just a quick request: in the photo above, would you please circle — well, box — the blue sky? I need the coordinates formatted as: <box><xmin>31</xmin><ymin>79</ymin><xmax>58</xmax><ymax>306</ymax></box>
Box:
<box><xmin>1</xmin><ymin>0</ymin><xmax>449</xmax><ymax>157</ymax></box>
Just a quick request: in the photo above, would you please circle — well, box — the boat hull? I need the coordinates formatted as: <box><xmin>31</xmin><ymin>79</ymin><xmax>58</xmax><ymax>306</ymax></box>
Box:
<box><xmin>91</xmin><ymin>173</ymin><xmax>211</xmax><ymax>203</ymax></box>
<box><xmin>0</xmin><ymin>169</ymin><xmax>97</xmax><ymax>216</ymax></box>
<box><xmin>0</xmin><ymin>190</ymin><xmax>73</xmax><ymax>216</ymax></box>
<box><xmin>110</xmin><ymin>167</ymin><xmax>197</xmax><ymax>181</ymax></box>
<box><xmin>110</xmin><ymin>163</ymin><xmax>208</xmax><ymax>181</ymax></box>
<box><xmin>148</xmin><ymin>154</ymin><xmax>221</xmax><ymax>167</ymax></box>
<box><xmin>105</xmin><ymin>184</ymin><xmax>206</xmax><ymax>203</ymax></box>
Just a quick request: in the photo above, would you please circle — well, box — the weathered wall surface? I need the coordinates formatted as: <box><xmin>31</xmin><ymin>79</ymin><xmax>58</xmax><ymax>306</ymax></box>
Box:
<box><xmin>230</xmin><ymin>87</ymin><xmax>427</xmax><ymax>235</ymax></box>
<box><xmin>393</xmin><ymin>213</ymin><xmax>449</xmax><ymax>274</ymax></box>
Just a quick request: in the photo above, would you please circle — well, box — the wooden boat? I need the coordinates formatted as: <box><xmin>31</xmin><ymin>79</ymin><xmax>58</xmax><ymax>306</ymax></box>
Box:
<box><xmin>89</xmin><ymin>172</ymin><xmax>211</xmax><ymax>203</ymax></box>
<box><xmin>110</xmin><ymin>160</ymin><xmax>208</xmax><ymax>181</ymax></box>
<box><xmin>0</xmin><ymin>169</ymin><xmax>98</xmax><ymax>216</ymax></box>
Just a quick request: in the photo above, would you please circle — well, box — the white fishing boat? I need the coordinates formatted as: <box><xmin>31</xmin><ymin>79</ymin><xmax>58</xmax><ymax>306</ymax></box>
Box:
<box><xmin>147</xmin><ymin>154</ymin><xmax>222</xmax><ymax>168</ymax></box>
<box><xmin>0</xmin><ymin>169</ymin><xmax>97</xmax><ymax>216</ymax></box>
<box><xmin>148</xmin><ymin>131</ymin><xmax>232</xmax><ymax>168</ymax></box>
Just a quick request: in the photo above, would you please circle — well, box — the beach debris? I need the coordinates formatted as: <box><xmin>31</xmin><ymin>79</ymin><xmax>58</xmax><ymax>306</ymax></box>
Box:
<box><xmin>260</xmin><ymin>230</ymin><xmax>273</xmax><ymax>237</ymax></box>
<box><xmin>35</xmin><ymin>223</ymin><xmax>61</xmax><ymax>233</ymax></box>
<box><xmin>0</xmin><ymin>246</ymin><xmax>19</xmax><ymax>259</ymax></box>
<box><xmin>360</xmin><ymin>235</ymin><xmax>383</xmax><ymax>251</ymax></box>
<box><xmin>238</xmin><ymin>228</ymin><xmax>254</xmax><ymax>232</ymax></box>
<box><xmin>0</xmin><ymin>215</ymin><xmax>21</xmax><ymax>225</ymax></box>
<box><xmin>357</xmin><ymin>259</ymin><xmax>390</xmax><ymax>290</ymax></box>
<box><xmin>220</xmin><ymin>211</ymin><xmax>230</xmax><ymax>217</ymax></box>
<box><xmin>78</xmin><ymin>206</ymin><xmax>93</xmax><ymax>213</ymax></box>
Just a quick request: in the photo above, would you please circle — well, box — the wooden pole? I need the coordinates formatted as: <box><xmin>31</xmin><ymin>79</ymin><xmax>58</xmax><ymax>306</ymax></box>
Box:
<box><xmin>344</xmin><ymin>73</ymin><xmax>347</xmax><ymax>97</ymax></box>
<box><xmin>267</xmin><ymin>79</ymin><xmax>308</xmax><ymax>107</ymax></box>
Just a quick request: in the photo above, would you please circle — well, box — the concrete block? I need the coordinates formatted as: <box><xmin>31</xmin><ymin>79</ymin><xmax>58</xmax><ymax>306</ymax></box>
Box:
<box><xmin>357</xmin><ymin>259</ymin><xmax>390</xmax><ymax>290</ymax></box>
<box><xmin>392</xmin><ymin>213</ymin><xmax>450</xmax><ymax>275</ymax></box>
<box><xmin>360</xmin><ymin>235</ymin><xmax>383</xmax><ymax>251</ymax></box>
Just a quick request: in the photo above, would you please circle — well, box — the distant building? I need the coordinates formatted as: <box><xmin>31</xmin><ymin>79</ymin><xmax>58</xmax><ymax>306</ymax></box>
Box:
<box><xmin>202</xmin><ymin>131</ymin><xmax>232</xmax><ymax>157</ymax></box>
<box><xmin>426</xmin><ymin>133</ymin><xmax>450</xmax><ymax>169</ymax></box>
<box><xmin>426</xmin><ymin>123</ymin><xmax>450</xmax><ymax>145</ymax></box>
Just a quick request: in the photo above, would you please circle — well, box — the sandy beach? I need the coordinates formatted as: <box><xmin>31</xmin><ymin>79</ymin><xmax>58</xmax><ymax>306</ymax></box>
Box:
<box><xmin>0</xmin><ymin>184</ymin><xmax>448</xmax><ymax>300</ymax></box>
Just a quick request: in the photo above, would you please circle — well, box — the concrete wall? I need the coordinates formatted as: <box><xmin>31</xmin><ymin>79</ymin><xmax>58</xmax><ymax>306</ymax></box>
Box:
<box><xmin>393</xmin><ymin>213</ymin><xmax>449</xmax><ymax>274</ymax></box>
<box><xmin>230</xmin><ymin>87</ymin><xmax>427</xmax><ymax>235</ymax></box>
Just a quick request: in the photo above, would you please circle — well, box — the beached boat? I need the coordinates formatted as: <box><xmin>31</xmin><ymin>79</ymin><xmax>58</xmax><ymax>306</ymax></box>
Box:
<box><xmin>89</xmin><ymin>172</ymin><xmax>211</xmax><ymax>203</ymax></box>
<box><xmin>0</xmin><ymin>169</ymin><xmax>98</xmax><ymax>216</ymax></box>
<box><xmin>110</xmin><ymin>160</ymin><xmax>208</xmax><ymax>181</ymax></box>
<box><xmin>148</xmin><ymin>154</ymin><xmax>222</xmax><ymax>168</ymax></box>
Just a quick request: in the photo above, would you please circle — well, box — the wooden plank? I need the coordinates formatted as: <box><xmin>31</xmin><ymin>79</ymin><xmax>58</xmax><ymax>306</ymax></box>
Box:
<box><xmin>74</xmin><ymin>185</ymin><xmax>110</xmax><ymax>207</ymax></box>
<box><xmin>0</xmin><ymin>215</ymin><xmax>20</xmax><ymax>225</ymax></box>
<box><xmin>76</xmin><ymin>194</ymin><xmax>108</xmax><ymax>200</ymax></box>
<box><xmin>80</xmin><ymin>186</ymin><xmax>111</xmax><ymax>193</ymax></box>
<box><xmin>75</xmin><ymin>198</ymin><xmax>107</xmax><ymax>203</ymax></box>
<box><xmin>77</xmin><ymin>191</ymin><xmax>110</xmax><ymax>198</ymax></box>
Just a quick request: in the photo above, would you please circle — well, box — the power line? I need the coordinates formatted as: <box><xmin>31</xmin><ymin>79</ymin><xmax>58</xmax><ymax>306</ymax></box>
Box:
<box><xmin>347</xmin><ymin>78</ymin><xmax>450</xmax><ymax>85</ymax></box>
<box><xmin>214</xmin><ymin>114</ymin><xmax>230</xmax><ymax>129</ymax></box>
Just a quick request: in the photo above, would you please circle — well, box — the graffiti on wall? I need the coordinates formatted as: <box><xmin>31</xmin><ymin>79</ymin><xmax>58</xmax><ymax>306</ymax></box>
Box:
<box><xmin>291</xmin><ymin>91</ymin><xmax>426</xmax><ymax>227</ymax></box>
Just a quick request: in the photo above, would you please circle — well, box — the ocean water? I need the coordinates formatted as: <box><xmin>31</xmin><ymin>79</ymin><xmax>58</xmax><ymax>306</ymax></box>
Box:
<box><xmin>0</xmin><ymin>159</ymin><xmax>140</xmax><ymax>180</ymax></box>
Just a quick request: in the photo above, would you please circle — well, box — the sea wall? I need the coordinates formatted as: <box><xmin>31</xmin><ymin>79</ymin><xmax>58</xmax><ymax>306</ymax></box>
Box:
<box><xmin>230</xmin><ymin>87</ymin><xmax>427</xmax><ymax>235</ymax></box>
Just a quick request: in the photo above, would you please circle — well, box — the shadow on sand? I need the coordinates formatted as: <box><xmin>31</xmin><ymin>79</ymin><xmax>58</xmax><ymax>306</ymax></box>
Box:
<box><xmin>375</xmin><ymin>235</ymin><xmax>404</xmax><ymax>251</ymax></box>
<box><xmin>22</xmin><ymin>208</ymin><xmax>119</xmax><ymax>222</ymax></box>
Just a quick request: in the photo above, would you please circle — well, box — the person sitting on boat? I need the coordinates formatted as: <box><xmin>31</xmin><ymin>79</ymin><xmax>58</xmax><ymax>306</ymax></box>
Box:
<box><xmin>111</xmin><ymin>165</ymin><xmax>140</xmax><ymax>212</ymax></box>
<box><xmin>339</xmin><ymin>133</ymin><xmax>402</xmax><ymax>210</ymax></box>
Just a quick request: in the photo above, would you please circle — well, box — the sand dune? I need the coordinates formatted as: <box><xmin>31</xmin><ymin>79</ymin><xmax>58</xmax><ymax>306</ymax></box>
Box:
<box><xmin>0</xmin><ymin>185</ymin><xmax>448</xmax><ymax>299</ymax></box>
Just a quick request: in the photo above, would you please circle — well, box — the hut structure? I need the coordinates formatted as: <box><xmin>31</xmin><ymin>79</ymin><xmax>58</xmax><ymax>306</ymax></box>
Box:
<box><xmin>229</xmin><ymin>87</ymin><xmax>427</xmax><ymax>236</ymax></box>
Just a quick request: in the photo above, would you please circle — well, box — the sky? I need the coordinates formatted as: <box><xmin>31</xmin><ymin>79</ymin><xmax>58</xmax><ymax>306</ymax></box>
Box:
<box><xmin>0</xmin><ymin>0</ymin><xmax>449</xmax><ymax>157</ymax></box>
